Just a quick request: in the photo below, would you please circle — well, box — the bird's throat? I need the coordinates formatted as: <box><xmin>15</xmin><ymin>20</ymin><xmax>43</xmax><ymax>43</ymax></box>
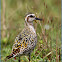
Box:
<box><xmin>25</xmin><ymin>21</ymin><xmax>33</xmax><ymax>26</ymax></box>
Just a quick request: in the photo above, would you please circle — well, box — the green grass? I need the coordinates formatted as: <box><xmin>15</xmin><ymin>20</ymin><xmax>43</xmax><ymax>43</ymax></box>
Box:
<box><xmin>1</xmin><ymin>0</ymin><xmax>61</xmax><ymax>62</ymax></box>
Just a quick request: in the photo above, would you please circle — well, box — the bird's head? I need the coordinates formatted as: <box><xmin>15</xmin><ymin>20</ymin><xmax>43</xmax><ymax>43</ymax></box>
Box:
<box><xmin>25</xmin><ymin>13</ymin><xmax>42</xmax><ymax>23</ymax></box>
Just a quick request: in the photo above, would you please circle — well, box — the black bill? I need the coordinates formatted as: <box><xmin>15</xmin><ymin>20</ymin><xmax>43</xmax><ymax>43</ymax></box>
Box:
<box><xmin>35</xmin><ymin>18</ymin><xmax>43</xmax><ymax>21</ymax></box>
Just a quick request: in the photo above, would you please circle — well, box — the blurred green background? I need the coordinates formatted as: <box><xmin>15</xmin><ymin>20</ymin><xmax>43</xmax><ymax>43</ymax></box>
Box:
<box><xmin>1</xmin><ymin>0</ymin><xmax>61</xmax><ymax>62</ymax></box>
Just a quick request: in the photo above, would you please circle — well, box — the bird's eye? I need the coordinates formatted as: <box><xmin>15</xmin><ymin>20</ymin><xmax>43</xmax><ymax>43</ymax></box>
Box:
<box><xmin>30</xmin><ymin>15</ymin><xmax>34</xmax><ymax>17</ymax></box>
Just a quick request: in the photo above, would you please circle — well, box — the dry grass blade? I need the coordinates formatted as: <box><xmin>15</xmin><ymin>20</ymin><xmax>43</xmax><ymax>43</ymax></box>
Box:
<box><xmin>43</xmin><ymin>51</ymin><xmax>52</xmax><ymax>59</ymax></box>
<box><xmin>56</xmin><ymin>34</ymin><xmax>59</xmax><ymax>62</ymax></box>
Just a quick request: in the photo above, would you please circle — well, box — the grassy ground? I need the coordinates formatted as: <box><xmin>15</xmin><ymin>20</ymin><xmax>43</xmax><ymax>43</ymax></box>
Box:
<box><xmin>1</xmin><ymin>0</ymin><xmax>61</xmax><ymax>62</ymax></box>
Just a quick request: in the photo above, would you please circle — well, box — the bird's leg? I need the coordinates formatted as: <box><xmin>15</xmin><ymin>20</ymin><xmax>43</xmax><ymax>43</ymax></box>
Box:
<box><xmin>18</xmin><ymin>56</ymin><xmax>20</xmax><ymax>62</ymax></box>
<box><xmin>29</xmin><ymin>53</ymin><xmax>31</xmax><ymax>62</ymax></box>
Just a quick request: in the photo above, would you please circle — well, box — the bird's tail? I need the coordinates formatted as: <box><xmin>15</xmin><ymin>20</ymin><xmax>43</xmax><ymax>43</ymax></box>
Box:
<box><xmin>6</xmin><ymin>54</ymin><xmax>13</xmax><ymax>59</ymax></box>
<box><xmin>5</xmin><ymin>54</ymin><xmax>13</xmax><ymax>61</ymax></box>
<box><xmin>5</xmin><ymin>48</ymin><xmax>20</xmax><ymax>61</ymax></box>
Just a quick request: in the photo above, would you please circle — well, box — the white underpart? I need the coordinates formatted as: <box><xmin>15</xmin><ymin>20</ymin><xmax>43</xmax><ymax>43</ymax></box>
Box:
<box><xmin>29</xmin><ymin>25</ymin><xmax>36</xmax><ymax>34</ymax></box>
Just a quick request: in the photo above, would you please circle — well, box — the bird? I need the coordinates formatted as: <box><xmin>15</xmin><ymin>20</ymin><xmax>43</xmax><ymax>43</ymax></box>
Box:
<box><xmin>5</xmin><ymin>13</ymin><xmax>42</xmax><ymax>62</ymax></box>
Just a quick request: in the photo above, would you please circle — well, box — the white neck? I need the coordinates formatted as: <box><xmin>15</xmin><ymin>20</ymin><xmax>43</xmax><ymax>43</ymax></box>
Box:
<box><xmin>25</xmin><ymin>21</ymin><xmax>33</xmax><ymax>26</ymax></box>
<box><xmin>29</xmin><ymin>25</ymin><xmax>36</xmax><ymax>34</ymax></box>
<box><xmin>25</xmin><ymin>21</ymin><xmax>36</xmax><ymax>34</ymax></box>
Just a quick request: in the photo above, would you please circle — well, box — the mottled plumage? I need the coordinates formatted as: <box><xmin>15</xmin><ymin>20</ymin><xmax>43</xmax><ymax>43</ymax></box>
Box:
<box><xmin>12</xmin><ymin>26</ymin><xmax>37</xmax><ymax>56</ymax></box>
<box><xmin>6</xmin><ymin>13</ymin><xmax>42</xmax><ymax>62</ymax></box>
